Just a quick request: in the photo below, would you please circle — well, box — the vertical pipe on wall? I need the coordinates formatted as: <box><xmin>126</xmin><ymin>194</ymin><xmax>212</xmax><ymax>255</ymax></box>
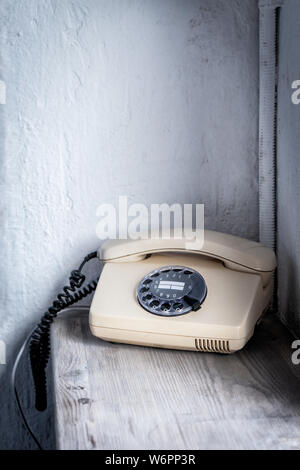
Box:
<box><xmin>258</xmin><ymin>0</ymin><xmax>283</xmax><ymax>252</ymax></box>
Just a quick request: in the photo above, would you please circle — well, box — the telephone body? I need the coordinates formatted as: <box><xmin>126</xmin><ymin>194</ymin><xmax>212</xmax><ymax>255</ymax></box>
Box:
<box><xmin>89</xmin><ymin>231</ymin><xmax>276</xmax><ymax>353</ymax></box>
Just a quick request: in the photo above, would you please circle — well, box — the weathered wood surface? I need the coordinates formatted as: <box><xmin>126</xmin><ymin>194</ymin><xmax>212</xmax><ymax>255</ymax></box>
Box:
<box><xmin>51</xmin><ymin>309</ymin><xmax>300</xmax><ymax>450</ymax></box>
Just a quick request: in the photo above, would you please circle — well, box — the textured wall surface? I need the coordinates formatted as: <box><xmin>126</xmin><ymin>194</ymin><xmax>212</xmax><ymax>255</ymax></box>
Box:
<box><xmin>277</xmin><ymin>0</ymin><xmax>300</xmax><ymax>336</ymax></box>
<box><xmin>0</xmin><ymin>0</ymin><xmax>259</xmax><ymax>449</ymax></box>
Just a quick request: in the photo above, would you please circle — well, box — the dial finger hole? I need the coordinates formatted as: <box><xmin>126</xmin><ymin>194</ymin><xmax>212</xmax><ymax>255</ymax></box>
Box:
<box><xmin>140</xmin><ymin>287</ymin><xmax>149</xmax><ymax>294</ymax></box>
<box><xmin>161</xmin><ymin>302</ymin><xmax>171</xmax><ymax>311</ymax></box>
<box><xmin>173</xmin><ymin>302</ymin><xmax>183</xmax><ymax>311</ymax></box>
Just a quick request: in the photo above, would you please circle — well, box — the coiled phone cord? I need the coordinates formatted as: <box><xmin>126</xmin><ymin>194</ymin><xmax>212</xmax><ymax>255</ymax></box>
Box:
<box><xmin>29</xmin><ymin>251</ymin><xmax>98</xmax><ymax>411</ymax></box>
<box><xmin>12</xmin><ymin>251</ymin><xmax>100</xmax><ymax>448</ymax></box>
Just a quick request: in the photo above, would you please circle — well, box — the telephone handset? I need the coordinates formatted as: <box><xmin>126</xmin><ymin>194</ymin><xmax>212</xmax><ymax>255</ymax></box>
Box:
<box><xmin>90</xmin><ymin>230</ymin><xmax>276</xmax><ymax>353</ymax></box>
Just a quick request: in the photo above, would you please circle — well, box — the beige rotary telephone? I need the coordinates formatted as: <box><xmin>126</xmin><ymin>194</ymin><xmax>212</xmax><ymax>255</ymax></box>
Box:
<box><xmin>90</xmin><ymin>231</ymin><xmax>276</xmax><ymax>353</ymax></box>
<box><xmin>14</xmin><ymin>229</ymin><xmax>278</xmax><ymax>447</ymax></box>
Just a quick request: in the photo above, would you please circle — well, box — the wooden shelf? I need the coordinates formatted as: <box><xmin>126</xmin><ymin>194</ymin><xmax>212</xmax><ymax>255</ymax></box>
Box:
<box><xmin>51</xmin><ymin>309</ymin><xmax>300</xmax><ymax>450</ymax></box>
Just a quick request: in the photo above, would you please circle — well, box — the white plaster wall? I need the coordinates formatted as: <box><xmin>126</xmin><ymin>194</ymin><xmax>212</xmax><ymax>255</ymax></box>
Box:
<box><xmin>277</xmin><ymin>0</ymin><xmax>300</xmax><ymax>336</ymax></box>
<box><xmin>0</xmin><ymin>0</ymin><xmax>259</xmax><ymax>449</ymax></box>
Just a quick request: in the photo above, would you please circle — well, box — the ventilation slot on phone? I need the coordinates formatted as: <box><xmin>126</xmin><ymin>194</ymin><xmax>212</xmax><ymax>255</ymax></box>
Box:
<box><xmin>195</xmin><ymin>338</ymin><xmax>230</xmax><ymax>353</ymax></box>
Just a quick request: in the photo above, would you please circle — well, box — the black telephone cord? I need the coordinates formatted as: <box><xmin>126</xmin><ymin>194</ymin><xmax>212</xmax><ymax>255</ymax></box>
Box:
<box><xmin>11</xmin><ymin>251</ymin><xmax>100</xmax><ymax>449</ymax></box>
